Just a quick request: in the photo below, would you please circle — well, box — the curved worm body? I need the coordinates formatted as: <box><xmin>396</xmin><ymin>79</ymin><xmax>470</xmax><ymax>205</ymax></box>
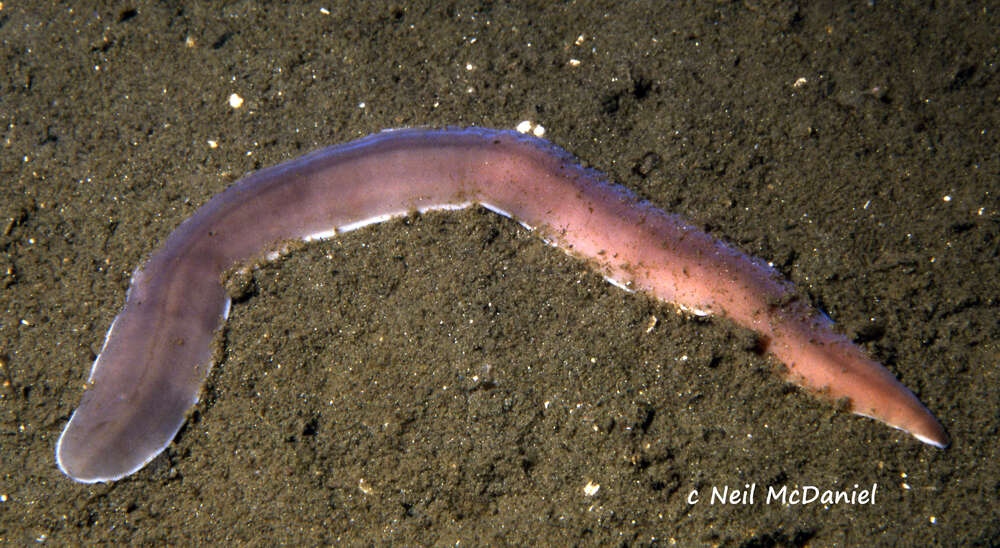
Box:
<box><xmin>56</xmin><ymin>128</ymin><xmax>948</xmax><ymax>483</ymax></box>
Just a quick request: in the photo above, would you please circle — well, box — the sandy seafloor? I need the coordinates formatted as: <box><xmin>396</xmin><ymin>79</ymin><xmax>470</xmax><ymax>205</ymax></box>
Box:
<box><xmin>1</xmin><ymin>2</ymin><xmax>997</xmax><ymax>545</ymax></box>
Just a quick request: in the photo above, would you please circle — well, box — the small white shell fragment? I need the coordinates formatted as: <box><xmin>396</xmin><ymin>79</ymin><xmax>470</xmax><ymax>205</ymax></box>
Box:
<box><xmin>228</xmin><ymin>93</ymin><xmax>244</xmax><ymax>109</ymax></box>
<box><xmin>516</xmin><ymin>121</ymin><xmax>546</xmax><ymax>137</ymax></box>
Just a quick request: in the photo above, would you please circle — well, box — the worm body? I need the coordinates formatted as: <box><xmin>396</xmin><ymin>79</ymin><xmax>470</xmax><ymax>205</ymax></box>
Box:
<box><xmin>57</xmin><ymin>128</ymin><xmax>947</xmax><ymax>483</ymax></box>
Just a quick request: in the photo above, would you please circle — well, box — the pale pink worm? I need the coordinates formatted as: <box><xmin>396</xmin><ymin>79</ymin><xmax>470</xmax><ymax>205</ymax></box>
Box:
<box><xmin>56</xmin><ymin>128</ymin><xmax>948</xmax><ymax>483</ymax></box>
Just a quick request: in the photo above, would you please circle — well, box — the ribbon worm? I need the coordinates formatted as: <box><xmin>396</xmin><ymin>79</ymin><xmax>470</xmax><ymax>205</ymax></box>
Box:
<box><xmin>56</xmin><ymin>128</ymin><xmax>948</xmax><ymax>483</ymax></box>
